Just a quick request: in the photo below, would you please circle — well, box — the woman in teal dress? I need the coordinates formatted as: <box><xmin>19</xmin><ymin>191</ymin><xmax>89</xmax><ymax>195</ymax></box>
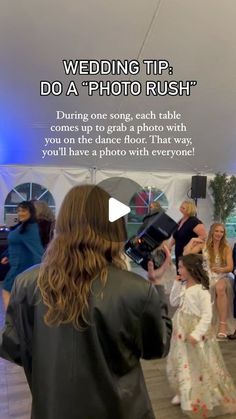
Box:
<box><xmin>1</xmin><ymin>201</ymin><xmax>44</xmax><ymax>309</ymax></box>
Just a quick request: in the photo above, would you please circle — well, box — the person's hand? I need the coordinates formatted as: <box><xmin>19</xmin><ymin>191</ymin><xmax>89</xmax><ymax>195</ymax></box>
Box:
<box><xmin>187</xmin><ymin>335</ymin><xmax>198</xmax><ymax>346</ymax></box>
<box><xmin>189</xmin><ymin>237</ymin><xmax>205</xmax><ymax>245</ymax></box>
<box><xmin>147</xmin><ymin>245</ymin><xmax>171</xmax><ymax>284</ymax></box>
<box><xmin>168</xmin><ymin>238</ymin><xmax>174</xmax><ymax>250</ymax></box>
<box><xmin>1</xmin><ymin>257</ymin><xmax>8</xmax><ymax>264</ymax></box>
<box><xmin>183</xmin><ymin>237</ymin><xmax>205</xmax><ymax>256</ymax></box>
<box><xmin>211</xmin><ymin>266</ymin><xmax>224</xmax><ymax>274</ymax></box>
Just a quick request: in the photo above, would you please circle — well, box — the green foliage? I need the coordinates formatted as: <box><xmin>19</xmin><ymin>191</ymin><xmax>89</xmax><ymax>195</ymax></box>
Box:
<box><xmin>209</xmin><ymin>173</ymin><xmax>236</xmax><ymax>222</ymax></box>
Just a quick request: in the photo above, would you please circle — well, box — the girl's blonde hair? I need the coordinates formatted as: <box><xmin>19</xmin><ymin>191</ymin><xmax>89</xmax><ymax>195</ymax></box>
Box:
<box><xmin>37</xmin><ymin>185</ymin><xmax>127</xmax><ymax>329</ymax></box>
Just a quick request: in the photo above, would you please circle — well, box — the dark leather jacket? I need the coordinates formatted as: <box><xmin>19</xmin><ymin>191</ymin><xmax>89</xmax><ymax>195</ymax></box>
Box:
<box><xmin>0</xmin><ymin>264</ymin><xmax>172</xmax><ymax>419</ymax></box>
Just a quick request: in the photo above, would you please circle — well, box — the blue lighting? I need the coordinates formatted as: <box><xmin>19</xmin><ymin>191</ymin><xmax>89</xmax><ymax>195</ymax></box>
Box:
<box><xmin>0</xmin><ymin>134</ymin><xmax>27</xmax><ymax>165</ymax></box>
<box><xmin>0</xmin><ymin>93</ymin><xmax>37</xmax><ymax>164</ymax></box>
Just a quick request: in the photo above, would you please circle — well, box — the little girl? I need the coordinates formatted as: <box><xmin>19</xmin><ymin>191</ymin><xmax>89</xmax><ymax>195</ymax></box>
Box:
<box><xmin>167</xmin><ymin>253</ymin><xmax>236</xmax><ymax>418</ymax></box>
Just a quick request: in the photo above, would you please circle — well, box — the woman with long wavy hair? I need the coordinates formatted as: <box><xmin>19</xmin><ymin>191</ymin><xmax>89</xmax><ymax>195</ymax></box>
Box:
<box><xmin>184</xmin><ymin>222</ymin><xmax>235</xmax><ymax>338</ymax></box>
<box><xmin>38</xmin><ymin>185</ymin><xmax>129</xmax><ymax>330</ymax></box>
<box><xmin>0</xmin><ymin>184</ymin><xmax>172</xmax><ymax>419</ymax></box>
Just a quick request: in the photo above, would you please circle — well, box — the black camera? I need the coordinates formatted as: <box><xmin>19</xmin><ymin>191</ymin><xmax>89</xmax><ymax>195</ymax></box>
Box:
<box><xmin>124</xmin><ymin>212</ymin><xmax>177</xmax><ymax>271</ymax></box>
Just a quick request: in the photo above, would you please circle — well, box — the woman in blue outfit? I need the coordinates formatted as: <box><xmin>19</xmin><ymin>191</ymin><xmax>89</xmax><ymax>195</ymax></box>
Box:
<box><xmin>1</xmin><ymin>201</ymin><xmax>44</xmax><ymax>309</ymax></box>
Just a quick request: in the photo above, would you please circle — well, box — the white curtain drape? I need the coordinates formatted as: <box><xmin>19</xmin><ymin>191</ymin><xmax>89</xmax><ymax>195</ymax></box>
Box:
<box><xmin>0</xmin><ymin>165</ymin><xmax>213</xmax><ymax>227</ymax></box>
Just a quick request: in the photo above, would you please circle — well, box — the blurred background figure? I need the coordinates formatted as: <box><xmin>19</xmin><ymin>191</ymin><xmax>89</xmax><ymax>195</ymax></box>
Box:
<box><xmin>169</xmin><ymin>200</ymin><xmax>207</xmax><ymax>271</ymax></box>
<box><xmin>137</xmin><ymin>200</ymin><xmax>163</xmax><ymax>233</ymax></box>
<box><xmin>0</xmin><ymin>201</ymin><xmax>44</xmax><ymax>309</ymax></box>
<box><xmin>32</xmin><ymin>200</ymin><xmax>55</xmax><ymax>248</ymax></box>
<box><xmin>149</xmin><ymin>200</ymin><xmax>162</xmax><ymax>213</ymax></box>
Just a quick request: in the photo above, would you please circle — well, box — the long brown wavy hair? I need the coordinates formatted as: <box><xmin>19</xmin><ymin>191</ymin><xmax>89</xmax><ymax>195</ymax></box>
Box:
<box><xmin>206</xmin><ymin>223</ymin><xmax>228</xmax><ymax>268</ymax></box>
<box><xmin>37</xmin><ymin>185</ymin><xmax>127</xmax><ymax>329</ymax></box>
<box><xmin>179</xmin><ymin>254</ymin><xmax>210</xmax><ymax>289</ymax></box>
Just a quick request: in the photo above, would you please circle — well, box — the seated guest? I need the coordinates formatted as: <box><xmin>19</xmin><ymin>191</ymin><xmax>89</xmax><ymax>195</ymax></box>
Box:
<box><xmin>0</xmin><ymin>185</ymin><xmax>172</xmax><ymax>419</ymax></box>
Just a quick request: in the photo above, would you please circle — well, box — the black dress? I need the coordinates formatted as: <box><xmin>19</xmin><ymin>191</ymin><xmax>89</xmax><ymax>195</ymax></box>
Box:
<box><xmin>173</xmin><ymin>216</ymin><xmax>203</xmax><ymax>270</ymax></box>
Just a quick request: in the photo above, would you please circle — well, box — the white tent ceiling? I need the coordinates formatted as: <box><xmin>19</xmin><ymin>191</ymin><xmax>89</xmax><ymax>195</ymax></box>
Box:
<box><xmin>0</xmin><ymin>0</ymin><xmax>236</xmax><ymax>174</ymax></box>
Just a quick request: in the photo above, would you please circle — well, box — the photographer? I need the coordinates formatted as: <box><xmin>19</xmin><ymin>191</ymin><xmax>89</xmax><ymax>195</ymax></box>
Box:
<box><xmin>126</xmin><ymin>203</ymin><xmax>177</xmax><ymax>273</ymax></box>
<box><xmin>0</xmin><ymin>185</ymin><xmax>172</xmax><ymax>419</ymax></box>
<box><xmin>137</xmin><ymin>201</ymin><xmax>162</xmax><ymax>233</ymax></box>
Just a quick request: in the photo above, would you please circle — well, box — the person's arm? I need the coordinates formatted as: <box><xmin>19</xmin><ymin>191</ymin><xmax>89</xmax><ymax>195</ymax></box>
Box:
<box><xmin>21</xmin><ymin>226</ymin><xmax>44</xmax><ymax>262</ymax></box>
<box><xmin>147</xmin><ymin>245</ymin><xmax>171</xmax><ymax>284</ymax></box>
<box><xmin>212</xmin><ymin>246</ymin><xmax>233</xmax><ymax>274</ymax></box>
<box><xmin>138</xmin><ymin>245</ymin><xmax>172</xmax><ymax>359</ymax></box>
<box><xmin>0</xmin><ymin>282</ymin><xmax>22</xmax><ymax>365</ymax></box>
<box><xmin>148</xmin><ymin>244</ymin><xmax>182</xmax><ymax>307</ymax></box>
<box><xmin>225</xmin><ymin>246</ymin><xmax>234</xmax><ymax>272</ymax></box>
<box><xmin>169</xmin><ymin>279</ymin><xmax>183</xmax><ymax>307</ymax></box>
<box><xmin>189</xmin><ymin>289</ymin><xmax>212</xmax><ymax>343</ymax></box>
<box><xmin>1</xmin><ymin>256</ymin><xmax>9</xmax><ymax>264</ymax></box>
<box><xmin>0</xmin><ymin>274</ymin><xmax>34</xmax><ymax>387</ymax></box>
<box><xmin>1</xmin><ymin>247</ymin><xmax>9</xmax><ymax>262</ymax></box>
<box><xmin>139</xmin><ymin>284</ymin><xmax>172</xmax><ymax>359</ymax></box>
<box><xmin>193</xmin><ymin>223</ymin><xmax>207</xmax><ymax>240</ymax></box>
<box><xmin>183</xmin><ymin>237</ymin><xmax>205</xmax><ymax>255</ymax></box>
<box><xmin>233</xmin><ymin>244</ymin><xmax>236</xmax><ymax>275</ymax></box>
<box><xmin>168</xmin><ymin>237</ymin><xmax>175</xmax><ymax>250</ymax></box>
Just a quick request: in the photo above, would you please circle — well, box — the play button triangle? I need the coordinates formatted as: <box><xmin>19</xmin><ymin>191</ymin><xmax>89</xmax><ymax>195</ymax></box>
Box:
<box><xmin>109</xmin><ymin>197</ymin><xmax>131</xmax><ymax>222</ymax></box>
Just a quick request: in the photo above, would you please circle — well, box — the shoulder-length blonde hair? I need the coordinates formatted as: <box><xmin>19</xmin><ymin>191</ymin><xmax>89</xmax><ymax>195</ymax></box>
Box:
<box><xmin>181</xmin><ymin>200</ymin><xmax>197</xmax><ymax>217</ymax></box>
<box><xmin>37</xmin><ymin>185</ymin><xmax>127</xmax><ymax>329</ymax></box>
<box><xmin>206</xmin><ymin>223</ymin><xmax>228</xmax><ymax>267</ymax></box>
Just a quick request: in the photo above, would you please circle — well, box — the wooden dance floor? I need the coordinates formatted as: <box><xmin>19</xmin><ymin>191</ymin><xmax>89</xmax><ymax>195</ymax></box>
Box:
<box><xmin>1</xmin><ymin>283</ymin><xmax>236</xmax><ymax>419</ymax></box>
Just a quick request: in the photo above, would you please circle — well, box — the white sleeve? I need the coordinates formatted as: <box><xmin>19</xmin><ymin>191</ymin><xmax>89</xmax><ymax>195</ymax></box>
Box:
<box><xmin>190</xmin><ymin>289</ymin><xmax>212</xmax><ymax>342</ymax></box>
<box><xmin>169</xmin><ymin>280</ymin><xmax>184</xmax><ymax>307</ymax></box>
